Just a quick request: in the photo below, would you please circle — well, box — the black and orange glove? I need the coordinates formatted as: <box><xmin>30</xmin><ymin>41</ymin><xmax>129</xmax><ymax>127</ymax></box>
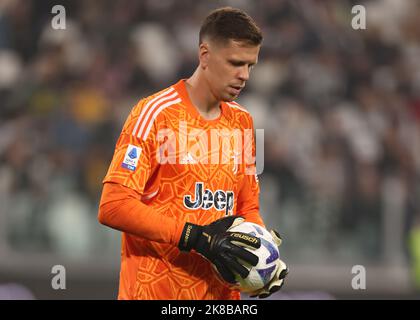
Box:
<box><xmin>178</xmin><ymin>216</ymin><xmax>261</xmax><ymax>284</ymax></box>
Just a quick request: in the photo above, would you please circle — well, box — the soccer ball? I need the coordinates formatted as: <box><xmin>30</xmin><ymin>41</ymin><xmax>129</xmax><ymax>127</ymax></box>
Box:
<box><xmin>228</xmin><ymin>222</ymin><xmax>280</xmax><ymax>293</ymax></box>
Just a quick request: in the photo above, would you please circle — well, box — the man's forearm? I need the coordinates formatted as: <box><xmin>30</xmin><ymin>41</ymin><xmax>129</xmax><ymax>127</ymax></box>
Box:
<box><xmin>98</xmin><ymin>182</ymin><xmax>184</xmax><ymax>245</ymax></box>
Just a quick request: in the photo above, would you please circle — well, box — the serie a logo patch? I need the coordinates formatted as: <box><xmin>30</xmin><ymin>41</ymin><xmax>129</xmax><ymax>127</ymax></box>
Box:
<box><xmin>121</xmin><ymin>144</ymin><xmax>142</xmax><ymax>171</ymax></box>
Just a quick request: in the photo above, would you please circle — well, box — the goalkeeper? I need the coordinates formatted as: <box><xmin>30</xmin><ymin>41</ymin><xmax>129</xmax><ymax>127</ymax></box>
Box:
<box><xmin>98</xmin><ymin>7</ymin><xmax>288</xmax><ymax>300</ymax></box>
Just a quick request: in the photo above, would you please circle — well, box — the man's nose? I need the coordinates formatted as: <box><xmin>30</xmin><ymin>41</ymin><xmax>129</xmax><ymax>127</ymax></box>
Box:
<box><xmin>237</xmin><ymin>65</ymin><xmax>249</xmax><ymax>81</ymax></box>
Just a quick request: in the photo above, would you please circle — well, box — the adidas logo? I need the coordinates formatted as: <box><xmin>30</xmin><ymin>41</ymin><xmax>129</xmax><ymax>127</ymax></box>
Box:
<box><xmin>180</xmin><ymin>152</ymin><xmax>197</xmax><ymax>164</ymax></box>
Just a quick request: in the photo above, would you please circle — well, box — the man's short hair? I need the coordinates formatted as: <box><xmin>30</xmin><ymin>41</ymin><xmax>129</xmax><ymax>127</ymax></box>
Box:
<box><xmin>199</xmin><ymin>7</ymin><xmax>263</xmax><ymax>46</ymax></box>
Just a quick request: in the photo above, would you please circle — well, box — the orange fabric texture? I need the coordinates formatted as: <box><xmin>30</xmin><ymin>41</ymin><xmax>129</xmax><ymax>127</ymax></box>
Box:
<box><xmin>98</xmin><ymin>80</ymin><xmax>264</xmax><ymax>299</ymax></box>
<box><xmin>98</xmin><ymin>182</ymin><xmax>185</xmax><ymax>245</ymax></box>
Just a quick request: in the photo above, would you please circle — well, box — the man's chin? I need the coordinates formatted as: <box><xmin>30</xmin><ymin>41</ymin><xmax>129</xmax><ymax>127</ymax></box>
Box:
<box><xmin>221</xmin><ymin>93</ymin><xmax>238</xmax><ymax>102</ymax></box>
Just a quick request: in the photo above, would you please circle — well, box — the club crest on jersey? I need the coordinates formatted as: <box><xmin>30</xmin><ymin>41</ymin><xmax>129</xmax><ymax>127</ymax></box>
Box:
<box><xmin>183</xmin><ymin>182</ymin><xmax>234</xmax><ymax>215</ymax></box>
<box><xmin>122</xmin><ymin>144</ymin><xmax>142</xmax><ymax>171</ymax></box>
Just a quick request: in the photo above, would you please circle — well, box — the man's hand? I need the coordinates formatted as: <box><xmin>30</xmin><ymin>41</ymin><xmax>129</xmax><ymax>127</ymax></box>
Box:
<box><xmin>249</xmin><ymin>230</ymin><xmax>289</xmax><ymax>298</ymax></box>
<box><xmin>178</xmin><ymin>216</ymin><xmax>261</xmax><ymax>284</ymax></box>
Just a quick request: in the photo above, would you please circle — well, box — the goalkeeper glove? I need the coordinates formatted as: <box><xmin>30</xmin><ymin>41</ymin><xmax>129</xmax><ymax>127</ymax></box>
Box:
<box><xmin>178</xmin><ymin>216</ymin><xmax>261</xmax><ymax>284</ymax></box>
<box><xmin>249</xmin><ymin>230</ymin><xmax>289</xmax><ymax>298</ymax></box>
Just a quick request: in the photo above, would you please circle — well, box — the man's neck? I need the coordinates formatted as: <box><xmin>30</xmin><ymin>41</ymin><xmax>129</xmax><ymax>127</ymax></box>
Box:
<box><xmin>185</xmin><ymin>70</ymin><xmax>221</xmax><ymax>120</ymax></box>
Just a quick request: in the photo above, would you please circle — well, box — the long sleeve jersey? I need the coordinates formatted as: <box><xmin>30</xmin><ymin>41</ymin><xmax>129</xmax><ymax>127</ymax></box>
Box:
<box><xmin>98</xmin><ymin>79</ymin><xmax>264</xmax><ymax>300</ymax></box>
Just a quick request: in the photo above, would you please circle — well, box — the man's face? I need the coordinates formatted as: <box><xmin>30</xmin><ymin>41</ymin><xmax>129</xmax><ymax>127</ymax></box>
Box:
<box><xmin>200</xmin><ymin>39</ymin><xmax>260</xmax><ymax>102</ymax></box>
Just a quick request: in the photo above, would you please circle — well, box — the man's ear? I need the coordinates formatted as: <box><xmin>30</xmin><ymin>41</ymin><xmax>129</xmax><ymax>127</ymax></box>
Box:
<box><xmin>199</xmin><ymin>43</ymin><xmax>210</xmax><ymax>69</ymax></box>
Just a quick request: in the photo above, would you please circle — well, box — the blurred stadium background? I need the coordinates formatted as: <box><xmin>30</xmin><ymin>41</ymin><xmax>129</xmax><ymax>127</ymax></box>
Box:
<box><xmin>1</xmin><ymin>0</ymin><xmax>420</xmax><ymax>299</ymax></box>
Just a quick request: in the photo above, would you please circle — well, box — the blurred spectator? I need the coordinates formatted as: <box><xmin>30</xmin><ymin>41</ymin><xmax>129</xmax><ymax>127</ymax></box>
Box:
<box><xmin>0</xmin><ymin>283</ymin><xmax>35</xmax><ymax>300</ymax></box>
<box><xmin>0</xmin><ymin>0</ymin><xmax>419</xmax><ymax>279</ymax></box>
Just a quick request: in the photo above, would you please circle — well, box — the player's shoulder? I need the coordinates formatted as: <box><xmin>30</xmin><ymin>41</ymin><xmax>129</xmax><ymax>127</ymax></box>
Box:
<box><xmin>135</xmin><ymin>85</ymin><xmax>180</xmax><ymax>111</ymax></box>
<box><xmin>130</xmin><ymin>84</ymin><xmax>181</xmax><ymax>141</ymax></box>
<box><xmin>224</xmin><ymin>100</ymin><xmax>254</xmax><ymax>126</ymax></box>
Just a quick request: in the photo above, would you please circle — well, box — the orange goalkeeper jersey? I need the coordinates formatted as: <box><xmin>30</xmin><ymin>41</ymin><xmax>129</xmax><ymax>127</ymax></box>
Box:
<box><xmin>100</xmin><ymin>79</ymin><xmax>264</xmax><ymax>300</ymax></box>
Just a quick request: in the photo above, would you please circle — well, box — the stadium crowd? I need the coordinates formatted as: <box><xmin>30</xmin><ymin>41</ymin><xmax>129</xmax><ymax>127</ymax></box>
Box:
<box><xmin>0</xmin><ymin>0</ymin><xmax>419</xmax><ymax>278</ymax></box>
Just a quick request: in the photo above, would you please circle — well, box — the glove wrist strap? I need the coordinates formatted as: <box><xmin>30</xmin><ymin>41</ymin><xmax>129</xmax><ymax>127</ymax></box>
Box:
<box><xmin>178</xmin><ymin>223</ymin><xmax>201</xmax><ymax>252</ymax></box>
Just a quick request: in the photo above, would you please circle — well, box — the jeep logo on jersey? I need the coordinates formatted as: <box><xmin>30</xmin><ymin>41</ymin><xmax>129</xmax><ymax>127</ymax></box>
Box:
<box><xmin>183</xmin><ymin>182</ymin><xmax>234</xmax><ymax>215</ymax></box>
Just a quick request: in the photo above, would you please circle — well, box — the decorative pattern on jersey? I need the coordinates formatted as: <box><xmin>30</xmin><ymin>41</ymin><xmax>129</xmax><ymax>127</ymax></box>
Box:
<box><xmin>103</xmin><ymin>80</ymin><xmax>260</xmax><ymax>299</ymax></box>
